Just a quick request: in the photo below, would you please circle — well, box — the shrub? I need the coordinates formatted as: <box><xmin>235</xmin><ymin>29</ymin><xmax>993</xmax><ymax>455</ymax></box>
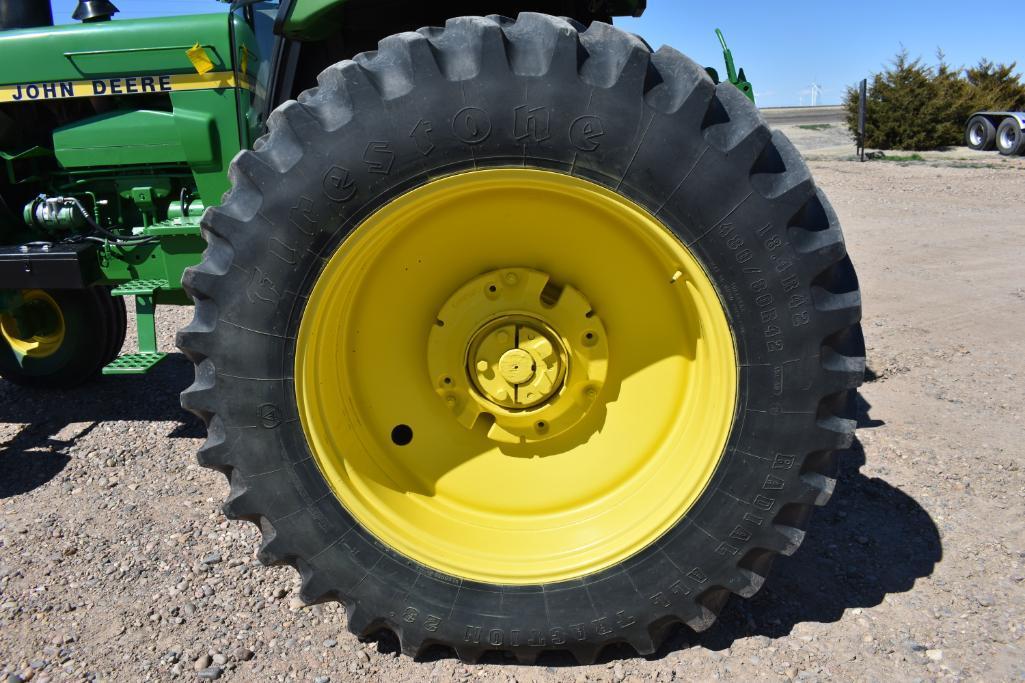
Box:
<box><xmin>966</xmin><ymin>60</ymin><xmax>1025</xmax><ymax>111</ymax></box>
<box><xmin>844</xmin><ymin>51</ymin><xmax>1025</xmax><ymax>150</ymax></box>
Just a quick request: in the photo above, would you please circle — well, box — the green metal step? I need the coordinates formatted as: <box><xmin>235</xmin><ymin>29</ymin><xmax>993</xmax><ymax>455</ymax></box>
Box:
<box><xmin>103</xmin><ymin>351</ymin><xmax>167</xmax><ymax>375</ymax></box>
<box><xmin>107</xmin><ymin>279</ymin><xmax>168</xmax><ymax>376</ymax></box>
<box><xmin>111</xmin><ymin>278</ymin><xmax>169</xmax><ymax>297</ymax></box>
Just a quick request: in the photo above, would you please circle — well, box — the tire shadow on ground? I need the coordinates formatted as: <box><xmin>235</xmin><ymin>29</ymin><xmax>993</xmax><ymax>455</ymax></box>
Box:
<box><xmin>679</xmin><ymin>435</ymin><xmax>941</xmax><ymax>651</ymax></box>
<box><xmin>592</xmin><ymin>392</ymin><xmax>942</xmax><ymax>660</ymax></box>
<box><xmin>0</xmin><ymin>352</ymin><xmax>201</xmax><ymax>498</ymax></box>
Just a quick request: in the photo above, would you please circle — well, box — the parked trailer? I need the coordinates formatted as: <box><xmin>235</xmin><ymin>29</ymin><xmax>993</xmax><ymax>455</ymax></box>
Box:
<box><xmin>965</xmin><ymin>111</ymin><xmax>1025</xmax><ymax>155</ymax></box>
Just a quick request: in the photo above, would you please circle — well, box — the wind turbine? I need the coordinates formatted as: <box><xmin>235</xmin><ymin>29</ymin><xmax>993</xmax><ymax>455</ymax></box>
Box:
<box><xmin>808</xmin><ymin>81</ymin><xmax>823</xmax><ymax>107</ymax></box>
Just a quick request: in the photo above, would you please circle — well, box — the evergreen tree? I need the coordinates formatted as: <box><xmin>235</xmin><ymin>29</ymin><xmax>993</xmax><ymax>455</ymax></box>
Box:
<box><xmin>965</xmin><ymin>60</ymin><xmax>1025</xmax><ymax>111</ymax></box>
<box><xmin>844</xmin><ymin>51</ymin><xmax>1025</xmax><ymax>150</ymax></box>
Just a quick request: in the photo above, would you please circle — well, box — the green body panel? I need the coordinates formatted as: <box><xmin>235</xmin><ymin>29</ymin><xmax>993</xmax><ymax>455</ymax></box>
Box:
<box><xmin>54</xmin><ymin>110</ymin><xmax>191</xmax><ymax>167</ymax></box>
<box><xmin>169</xmin><ymin>89</ymin><xmax>240</xmax><ymax>202</ymax></box>
<box><xmin>0</xmin><ymin>14</ymin><xmax>231</xmax><ymax>84</ymax></box>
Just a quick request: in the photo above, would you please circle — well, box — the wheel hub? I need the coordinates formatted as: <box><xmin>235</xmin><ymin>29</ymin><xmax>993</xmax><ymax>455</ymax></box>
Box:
<box><xmin>497</xmin><ymin>348</ymin><xmax>536</xmax><ymax>387</ymax></box>
<box><xmin>970</xmin><ymin>125</ymin><xmax>983</xmax><ymax>146</ymax></box>
<box><xmin>468</xmin><ymin>317</ymin><xmax>566</xmax><ymax>409</ymax></box>
<box><xmin>428</xmin><ymin>268</ymin><xmax>608</xmax><ymax>443</ymax></box>
<box><xmin>0</xmin><ymin>289</ymin><xmax>65</xmax><ymax>359</ymax></box>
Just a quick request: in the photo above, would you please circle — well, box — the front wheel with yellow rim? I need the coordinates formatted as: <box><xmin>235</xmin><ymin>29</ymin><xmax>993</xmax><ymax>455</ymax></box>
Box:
<box><xmin>295</xmin><ymin>170</ymin><xmax>738</xmax><ymax>585</ymax></box>
<box><xmin>180</xmin><ymin>13</ymin><xmax>864</xmax><ymax>663</ymax></box>
<box><xmin>0</xmin><ymin>287</ymin><xmax>125</xmax><ymax>388</ymax></box>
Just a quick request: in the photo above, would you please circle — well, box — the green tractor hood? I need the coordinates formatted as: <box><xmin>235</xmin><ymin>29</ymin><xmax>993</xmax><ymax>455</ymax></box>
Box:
<box><xmin>0</xmin><ymin>13</ymin><xmax>232</xmax><ymax>87</ymax></box>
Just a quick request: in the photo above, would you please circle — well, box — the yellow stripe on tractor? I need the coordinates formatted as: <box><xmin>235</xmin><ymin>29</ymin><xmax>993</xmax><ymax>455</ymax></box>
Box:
<box><xmin>0</xmin><ymin>71</ymin><xmax>249</xmax><ymax>103</ymax></box>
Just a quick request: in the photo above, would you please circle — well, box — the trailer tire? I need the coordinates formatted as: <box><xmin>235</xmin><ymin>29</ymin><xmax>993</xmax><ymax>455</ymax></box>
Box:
<box><xmin>996</xmin><ymin>117</ymin><xmax>1025</xmax><ymax>156</ymax></box>
<box><xmin>0</xmin><ymin>286</ymin><xmax>125</xmax><ymax>387</ymax></box>
<box><xmin>965</xmin><ymin>115</ymin><xmax>996</xmax><ymax>151</ymax></box>
<box><xmin>179</xmin><ymin>13</ymin><xmax>864</xmax><ymax>663</ymax></box>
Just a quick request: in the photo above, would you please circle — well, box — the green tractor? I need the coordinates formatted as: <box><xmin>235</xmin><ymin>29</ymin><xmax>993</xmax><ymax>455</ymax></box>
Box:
<box><xmin>0</xmin><ymin>0</ymin><xmax>864</xmax><ymax>663</ymax></box>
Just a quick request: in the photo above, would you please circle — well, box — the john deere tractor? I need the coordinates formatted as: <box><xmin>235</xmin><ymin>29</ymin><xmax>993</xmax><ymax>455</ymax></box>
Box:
<box><xmin>0</xmin><ymin>0</ymin><xmax>864</xmax><ymax>662</ymax></box>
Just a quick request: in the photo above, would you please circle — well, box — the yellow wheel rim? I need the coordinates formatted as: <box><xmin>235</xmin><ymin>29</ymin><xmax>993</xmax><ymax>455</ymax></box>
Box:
<box><xmin>295</xmin><ymin>169</ymin><xmax>737</xmax><ymax>584</ymax></box>
<box><xmin>1</xmin><ymin>289</ymin><xmax>65</xmax><ymax>359</ymax></box>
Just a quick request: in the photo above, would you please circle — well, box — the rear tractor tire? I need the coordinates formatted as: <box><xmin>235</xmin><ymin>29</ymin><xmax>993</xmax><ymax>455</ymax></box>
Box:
<box><xmin>0</xmin><ymin>286</ymin><xmax>126</xmax><ymax>387</ymax></box>
<box><xmin>965</xmin><ymin>115</ymin><xmax>996</xmax><ymax>151</ymax></box>
<box><xmin>179</xmin><ymin>13</ymin><xmax>864</xmax><ymax>663</ymax></box>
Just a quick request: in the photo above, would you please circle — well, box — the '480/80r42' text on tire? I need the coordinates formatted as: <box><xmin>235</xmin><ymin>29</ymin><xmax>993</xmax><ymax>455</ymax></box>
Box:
<box><xmin>178</xmin><ymin>13</ymin><xmax>864</xmax><ymax>663</ymax></box>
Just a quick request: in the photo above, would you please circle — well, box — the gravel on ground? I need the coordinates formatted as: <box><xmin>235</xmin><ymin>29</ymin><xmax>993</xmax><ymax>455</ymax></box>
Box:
<box><xmin>2</xmin><ymin>147</ymin><xmax>1024</xmax><ymax>682</ymax></box>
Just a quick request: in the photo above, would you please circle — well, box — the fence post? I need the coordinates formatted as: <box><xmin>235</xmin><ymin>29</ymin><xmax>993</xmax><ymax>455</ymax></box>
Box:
<box><xmin>857</xmin><ymin>78</ymin><xmax>868</xmax><ymax>162</ymax></box>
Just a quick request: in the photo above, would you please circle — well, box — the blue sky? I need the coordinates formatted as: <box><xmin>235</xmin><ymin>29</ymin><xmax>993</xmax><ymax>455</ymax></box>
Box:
<box><xmin>52</xmin><ymin>1</ymin><xmax>1024</xmax><ymax>107</ymax></box>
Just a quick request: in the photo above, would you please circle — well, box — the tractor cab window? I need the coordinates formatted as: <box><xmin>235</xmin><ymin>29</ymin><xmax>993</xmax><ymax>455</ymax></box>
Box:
<box><xmin>231</xmin><ymin>1</ymin><xmax>280</xmax><ymax>145</ymax></box>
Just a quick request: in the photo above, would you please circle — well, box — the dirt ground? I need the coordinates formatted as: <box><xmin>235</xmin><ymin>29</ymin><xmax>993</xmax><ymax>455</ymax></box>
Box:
<box><xmin>2</xmin><ymin>141</ymin><xmax>1024</xmax><ymax>682</ymax></box>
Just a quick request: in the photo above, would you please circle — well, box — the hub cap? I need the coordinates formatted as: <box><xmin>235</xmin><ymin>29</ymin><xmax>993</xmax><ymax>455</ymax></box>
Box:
<box><xmin>1000</xmin><ymin>127</ymin><xmax>1015</xmax><ymax>149</ymax></box>
<box><xmin>0</xmin><ymin>289</ymin><xmax>65</xmax><ymax>359</ymax></box>
<box><xmin>295</xmin><ymin>169</ymin><xmax>738</xmax><ymax>584</ymax></box>
<box><xmin>428</xmin><ymin>268</ymin><xmax>608</xmax><ymax>443</ymax></box>
<box><xmin>969</xmin><ymin>123</ymin><xmax>984</xmax><ymax>146</ymax></box>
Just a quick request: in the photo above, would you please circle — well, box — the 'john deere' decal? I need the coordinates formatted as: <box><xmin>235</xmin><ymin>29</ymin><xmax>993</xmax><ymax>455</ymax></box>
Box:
<box><xmin>0</xmin><ymin>71</ymin><xmax>248</xmax><ymax>103</ymax></box>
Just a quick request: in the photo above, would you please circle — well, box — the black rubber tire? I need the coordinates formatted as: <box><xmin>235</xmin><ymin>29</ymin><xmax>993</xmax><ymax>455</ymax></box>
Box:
<box><xmin>996</xmin><ymin>117</ymin><xmax>1025</xmax><ymax>156</ymax></box>
<box><xmin>178</xmin><ymin>14</ymin><xmax>864</xmax><ymax>663</ymax></box>
<box><xmin>103</xmin><ymin>290</ymin><xmax>128</xmax><ymax>367</ymax></box>
<box><xmin>0</xmin><ymin>286</ymin><xmax>126</xmax><ymax>387</ymax></box>
<box><xmin>965</xmin><ymin>115</ymin><xmax>996</xmax><ymax>151</ymax></box>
